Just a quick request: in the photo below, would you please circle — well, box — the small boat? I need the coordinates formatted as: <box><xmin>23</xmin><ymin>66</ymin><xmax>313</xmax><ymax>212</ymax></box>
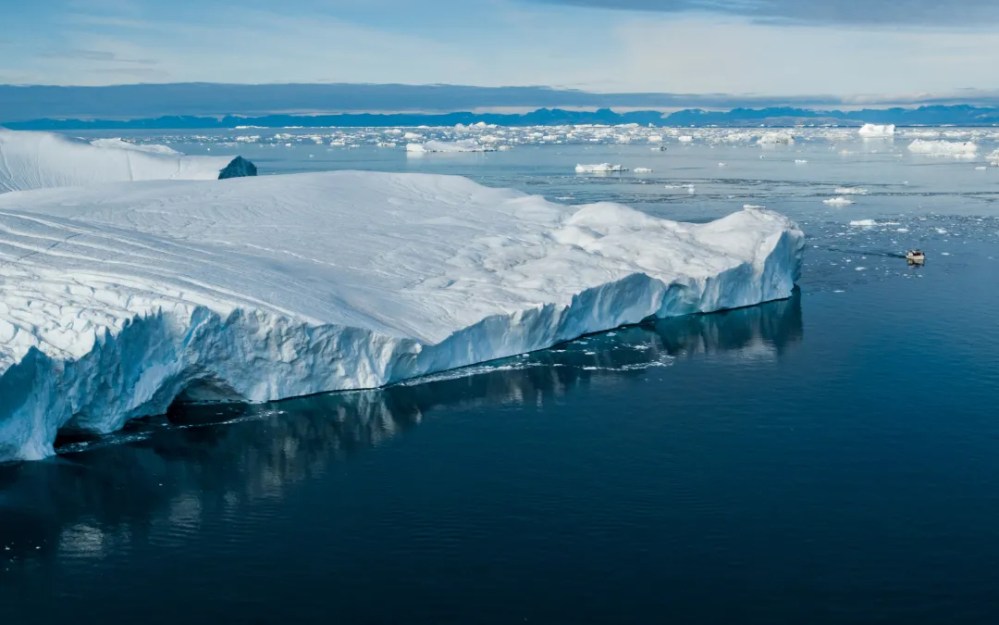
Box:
<box><xmin>906</xmin><ymin>249</ymin><xmax>926</xmax><ymax>265</ymax></box>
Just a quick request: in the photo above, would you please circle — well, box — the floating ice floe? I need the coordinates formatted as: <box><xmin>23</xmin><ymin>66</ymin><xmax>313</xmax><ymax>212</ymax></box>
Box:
<box><xmin>757</xmin><ymin>131</ymin><xmax>795</xmax><ymax>146</ymax></box>
<box><xmin>907</xmin><ymin>139</ymin><xmax>978</xmax><ymax>158</ymax></box>
<box><xmin>834</xmin><ymin>187</ymin><xmax>869</xmax><ymax>195</ymax></box>
<box><xmin>0</xmin><ymin>129</ymin><xmax>254</xmax><ymax>192</ymax></box>
<box><xmin>823</xmin><ymin>197</ymin><xmax>854</xmax><ymax>207</ymax></box>
<box><xmin>0</xmin><ymin>171</ymin><xmax>803</xmax><ymax>461</ymax></box>
<box><xmin>575</xmin><ymin>163</ymin><xmax>627</xmax><ymax>174</ymax></box>
<box><xmin>858</xmin><ymin>124</ymin><xmax>896</xmax><ymax>138</ymax></box>
<box><xmin>633</xmin><ymin>167</ymin><xmax>653</xmax><ymax>174</ymax></box>
<box><xmin>406</xmin><ymin>139</ymin><xmax>495</xmax><ymax>153</ymax></box>
<box><xmin>678</xmin><ymin>135</ymin><xmax>694</xmax><ymax>143</ymax></box>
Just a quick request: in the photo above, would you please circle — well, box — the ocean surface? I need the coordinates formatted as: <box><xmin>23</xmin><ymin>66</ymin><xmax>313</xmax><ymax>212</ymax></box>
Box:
<box><xmin>3</xmin><ymin>129</ymin><xmax>999</xmax><ymax>624</ymax></box>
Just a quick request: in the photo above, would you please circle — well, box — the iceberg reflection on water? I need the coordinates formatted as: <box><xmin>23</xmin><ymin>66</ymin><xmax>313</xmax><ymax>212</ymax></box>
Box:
<box><xmin>0</xmin><ymin>293</ymin><xmax>801</xmax><ymax>570</ymax></box>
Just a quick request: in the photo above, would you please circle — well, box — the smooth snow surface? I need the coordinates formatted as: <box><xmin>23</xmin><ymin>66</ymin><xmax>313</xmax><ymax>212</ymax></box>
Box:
<box><xmin>0</xmin><ymin>171</ymin><xmax>802</xmax><ymax>461</ymax></box>
<box><xmin>0</xmin><ymin>129</ymin><xmax>248</xmax><ymax>192</ymax></box>
<box><xmin>858</xmin><ymin>124</ymin><xmax>896</xmax><ymax>138</ymax></box>
<box><xmin>908</xmin><ymin>139</ymin><xmax>978</xmax><ymax>158</ymax></box>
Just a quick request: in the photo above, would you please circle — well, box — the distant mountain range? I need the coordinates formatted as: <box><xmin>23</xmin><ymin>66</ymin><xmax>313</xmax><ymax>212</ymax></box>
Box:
<box><xmin>5</xmin><ymin>105</ymin><xmax>999</xmax><ymax>130</ymax></box>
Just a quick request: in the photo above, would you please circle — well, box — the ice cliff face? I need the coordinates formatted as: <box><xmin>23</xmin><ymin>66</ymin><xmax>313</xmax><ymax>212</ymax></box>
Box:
<box><xmin>0</xmin><ymin>170</ymin><xmax>803</xmax><ymax>461</ymax></box>
<box><xmin>0</xmin><ymin>129</ymin><xmax>254</xmax><ymax>192</ymax></box>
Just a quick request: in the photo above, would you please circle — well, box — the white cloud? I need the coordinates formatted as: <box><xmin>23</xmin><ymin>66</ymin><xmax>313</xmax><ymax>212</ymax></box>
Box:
<box><xmin>2</xmin><ymin>0</ymin><xmax>997</xmax><ymax>97</ymax></box>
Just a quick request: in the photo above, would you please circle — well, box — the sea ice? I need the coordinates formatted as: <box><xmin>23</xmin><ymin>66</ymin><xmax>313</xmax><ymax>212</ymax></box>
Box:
<box><xmin>823</xmin><ymin>197</ymin><xmax>854</xmax><ymax>206</ymax></box>
<box><xmin>575</xmin><ymin>163</ymin><xmax>627</xmax><ymax>173</ymax></box>
<box><xmin>0</xmin><ymin>171</ymin><xmax>803</xmax><ymax>461</ymax></box>
<box><xmin>907</xmin><ymin>139</ymin><xmax>978</xmax><ymax>158</ymax></box>
<box><xmin>858</xmin><ymin>124</ymin><xmax>896</xmax><ymax>138</ymax></box>
<box><xmin>0</xmin><ymin>129</ymin><xmax>253</xmax><ymax>192</ymax></box>
<box><xmin>757</xmin><ymin>131</ymin><xmax>795</xmax><ymax>146</ymax></box>
<box><xmin>405</xmin><ymin>139</ymin><xmax>495</xmax><ymax>153</ymax></box>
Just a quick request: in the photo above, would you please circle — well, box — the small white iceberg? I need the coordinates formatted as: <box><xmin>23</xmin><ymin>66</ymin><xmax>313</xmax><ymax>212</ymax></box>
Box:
<box><xmin>406</xmin><ymin>139</ymin><xmax>495</xmax><ymax>154</ymax></box>
<box><xmin>834</xmin><ymin>187</ymin><xmax>869</xmax><ymax>195</ymax></box>
<box><xmin>757</xmin><ymin>131</ymin><xmax>795</xmax><ymax>146</ymax></box>
<box><xmin>823</xmin><ymin>197</ymin><xmax>854</xmax><ymax>207</ymax></box>
<box><xmin>575</xmin><ymin>163</ymin><xmax>627</xmax><ymax>174</ymax></box>
<box><xmin>908</xmin><ymin>139</ymin><xmax>978</xmax><ymax>158</ymax></box>
<box><xmin>858</xmin><ymin>124</ymin><xmax>896</xmax><ymax>139</ymax></box>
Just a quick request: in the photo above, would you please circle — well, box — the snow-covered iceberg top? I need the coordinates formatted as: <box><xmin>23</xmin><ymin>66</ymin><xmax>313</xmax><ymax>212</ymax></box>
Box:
<box><xmin>0</xmin><ymin>129</ymin><xmax>256</xmax><ymax>193</ymax></box>
<box><xmin>907</xmin><ymin>139</ymin><xmax>978</xmax><ymax>158</ymax></box>
<box><xmin>0</xmin><ymin>171</ymin><xmax>802</xmax><ymax>461</ymax></box>
<box><xmin>406</xmin><ymin>139</ymin><xmax>495</xmax><ymax>153</ymax></box>
<box><xmin>858</xmin><ymin>124</ymin><xmax>895</xmax><ymax>138</ymax></box>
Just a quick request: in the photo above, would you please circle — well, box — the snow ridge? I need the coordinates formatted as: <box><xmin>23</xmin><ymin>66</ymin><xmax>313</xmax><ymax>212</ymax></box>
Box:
<box><xmin>0</xmin><ymin>129</ymin><xmax>253</xmax><ymax>192</ymax></box>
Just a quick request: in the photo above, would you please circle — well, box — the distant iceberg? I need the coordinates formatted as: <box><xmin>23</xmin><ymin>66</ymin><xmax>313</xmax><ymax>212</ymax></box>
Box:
<box><xmin>834</xmin><ymin>186</ymin><xmax>868</xmax><ymax>195</ymax></box>
<box><xmin>0</xmin><ymin>171</ymin><xmax>803</xmax><ymax>461</ymax></box>
<box><xmin>757</xmin><ymin>131</ymin><xmax>795</xmax><ymax>146</ymax></box>
<box><xmin>858</xmin><ymin>124</ymin><xmax>895</xmax><ymax>138</ymax></box>
<box><xmin>823</xmin><ymin>197</ymin><xmax>854</xmax><ymax>206</ymax></box>
<box><xmin>0</xmin><ymin>129</ymin><xmax>255</xmax><ymax>192</ymax></box>
<box><xmin>908</xmin><ymin>139</ymin><xmax>978</xmax><ymax>158</ymax></box>
<box><xmin>406</xmin><ymin>139</ymin><xmax>495</xmax><ymax>153</ymax></box>
<box><xmin>575</xmin><ymin>163</ymin><xmax>627</xmax><ymax>173</ymax></box>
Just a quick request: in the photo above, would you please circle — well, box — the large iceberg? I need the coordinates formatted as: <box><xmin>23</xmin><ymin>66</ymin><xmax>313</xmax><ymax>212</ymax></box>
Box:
<box><xmin>0</xmin><ymin>171</ymin><xmax>802</xmax><ymax>461</ymax></box>
<box><xmin>0</xmin><ymin>129</ymin><xmax>255</xmax><ymax>192</ymax></box>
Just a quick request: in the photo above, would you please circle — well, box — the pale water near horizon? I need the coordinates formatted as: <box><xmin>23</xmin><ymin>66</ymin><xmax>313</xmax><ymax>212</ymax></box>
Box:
<box><xmin>2</xmin><ymin>132</ymin><xmax>999</xmax><ymax>624</ymax></box>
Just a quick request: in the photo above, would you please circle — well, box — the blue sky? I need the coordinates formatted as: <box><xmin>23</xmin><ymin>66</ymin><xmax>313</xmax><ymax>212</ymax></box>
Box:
<box><xmin>2</xmin><ymin>0</ymin><xmax>998</xmax><ymax>99</ymax></box>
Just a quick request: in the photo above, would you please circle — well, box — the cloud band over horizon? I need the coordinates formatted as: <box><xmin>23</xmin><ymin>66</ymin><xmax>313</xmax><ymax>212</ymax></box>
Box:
<box><xmin>0</xmin><ymin>0</ymin><xmax>996</xmax><ymax>98</ymax></box>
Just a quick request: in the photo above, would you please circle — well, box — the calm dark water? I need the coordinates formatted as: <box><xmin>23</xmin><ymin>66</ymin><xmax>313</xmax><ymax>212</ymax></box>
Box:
<box><xmin>3</xmin><ymin>241</ymin><xmax>999</xmax><ymax>623</ymax></box>
<box><xmin>4</xmin><ymin>136</ymin><xmax>999</xmax><ymax>623</ymax></box>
